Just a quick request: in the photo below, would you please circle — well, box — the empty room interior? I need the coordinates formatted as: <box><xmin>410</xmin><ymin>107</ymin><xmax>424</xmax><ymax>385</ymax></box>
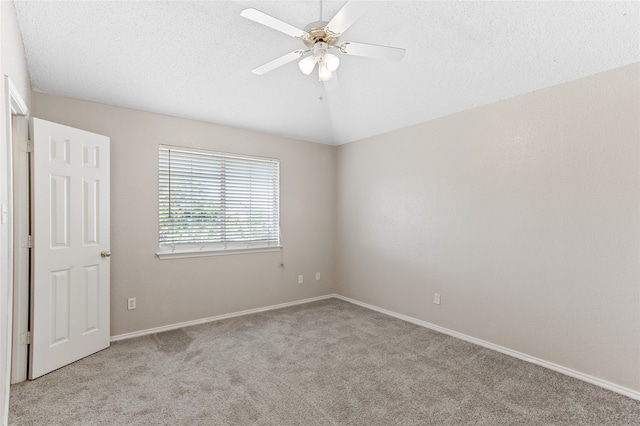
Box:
<box><xmin>1</xmin><ymin>1</ymin><xmax>639</xmax><ymax>425</ymax></box>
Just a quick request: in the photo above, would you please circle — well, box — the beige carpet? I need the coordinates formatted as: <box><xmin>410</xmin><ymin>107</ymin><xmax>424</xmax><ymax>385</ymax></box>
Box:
<box><xmin>9</xmin><ymin>298</ymin><xmax>640</xmax><ymax>425</ymax></box>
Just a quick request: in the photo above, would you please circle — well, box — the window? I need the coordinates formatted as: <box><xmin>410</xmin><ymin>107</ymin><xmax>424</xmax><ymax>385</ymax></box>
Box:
<box><xmin>158</xmin><ymin>146</ymin><xmax>280</xmax><ymax>259</ymax></box>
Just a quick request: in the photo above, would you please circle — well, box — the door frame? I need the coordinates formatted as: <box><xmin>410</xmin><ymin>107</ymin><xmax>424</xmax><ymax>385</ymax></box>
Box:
<box><xmin>2</xmin><ymin>76</ymin><xmax>29</xmax><ymax>423</ymax></box>
<box><xmin>10</xmin><ymin>112</ymin><xmax>29</xmax><ymax>384</ymax></box>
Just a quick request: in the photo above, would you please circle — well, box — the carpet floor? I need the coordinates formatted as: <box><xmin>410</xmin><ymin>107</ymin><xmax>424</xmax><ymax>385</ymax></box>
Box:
<box><xmin>8</xmin><ymin>298</ymin><xmax>640</xmax><ymax>425</ymax></box>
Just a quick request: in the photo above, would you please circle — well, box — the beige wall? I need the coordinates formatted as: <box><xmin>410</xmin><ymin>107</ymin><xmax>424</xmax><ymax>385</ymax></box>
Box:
<box><xmin>1</xmin><ymin>1</ymin><xmax>32</xmax><ymax>423</ymax></box>
<box><xmin>33</xmin><ymin>93</ymin><xmax>337</xmax><ymax>336</ymax></box>
<box><xmin>336</xmin><ymin>63</ymin><xmax>640</xmax><ymax>392</ymax></box>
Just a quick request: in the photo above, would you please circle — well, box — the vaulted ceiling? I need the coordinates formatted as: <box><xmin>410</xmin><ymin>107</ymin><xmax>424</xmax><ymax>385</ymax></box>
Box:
<box><xmin>13</xmin><ymin>1</ymin><xmax>640</xmax><ymax>145</ymax></box>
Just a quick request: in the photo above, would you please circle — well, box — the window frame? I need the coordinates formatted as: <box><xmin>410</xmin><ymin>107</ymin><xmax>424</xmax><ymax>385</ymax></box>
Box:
<box><xmin>156</xmin><ymin>144</ymin><xmax>282</xmax><ymax>259</ymax></box>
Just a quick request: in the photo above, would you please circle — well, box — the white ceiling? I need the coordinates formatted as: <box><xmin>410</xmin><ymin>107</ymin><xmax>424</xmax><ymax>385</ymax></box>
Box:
<box><xmin>13</xmin><ymin>1</ymin><xmax>640</xmax><ymax>145</ymax></box>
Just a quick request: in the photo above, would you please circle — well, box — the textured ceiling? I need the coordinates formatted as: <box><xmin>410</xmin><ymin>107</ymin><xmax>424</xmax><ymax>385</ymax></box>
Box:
<box><xmin>14</xmin><ymin>1</ymin><xmax>640</xmax><ymax>145</ymax></box>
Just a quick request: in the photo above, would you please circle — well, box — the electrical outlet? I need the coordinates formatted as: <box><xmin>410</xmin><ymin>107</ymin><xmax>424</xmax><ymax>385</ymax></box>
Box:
<box><xmin>315</xmin><ymin>272</ymin><xmax>321</xmax><ymax>281</ymax></box>
<box><xmin>433</xmin><ymin>293</ymin><xmax>441</xmax><ymax>305</ymax></box>
<box><xmin>298</xmin><ymin>275</ymin><xmax>304</xmax><ymax>284</ymax></box>
<box><xmin>127</xmin><ymin>298</ymin><xmax>136</xmax><ymax>310</ymax></box>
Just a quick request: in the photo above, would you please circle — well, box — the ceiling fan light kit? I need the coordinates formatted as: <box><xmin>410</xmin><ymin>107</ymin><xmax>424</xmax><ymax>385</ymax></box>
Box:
<box><xmin>297</xmin><ymin>40</ymin><xmax>338</xmax><ymax>79</ymax></box>
<box><xmin>241</xmin><ymin>1</ymin><xmax>406</xmax><ymax>88</ymax></box>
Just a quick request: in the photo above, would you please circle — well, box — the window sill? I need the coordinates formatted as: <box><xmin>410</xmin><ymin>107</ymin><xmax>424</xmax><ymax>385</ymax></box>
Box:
<box><xmin>156</xmin><ymin>246</ymin><xmax>282</xmax><ymax>260</ymax></box>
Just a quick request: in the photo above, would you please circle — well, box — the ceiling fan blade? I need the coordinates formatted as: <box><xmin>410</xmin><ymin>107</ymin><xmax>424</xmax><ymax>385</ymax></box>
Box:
<box><xmin>339</xmin><ymin>41</ymin><xmax>406</xmax><ymax>61</ymax></box>
<box><xmin>251</xmin><ymin>50</ymin><xmax>307</xmax><ymax>75</ymax></box>
<box><xmin>325</xmin><ymin>1</ymin><xmax>370</xmax><ymax>35</ymax></box>
<box><xmin>241</xmin><ymin>8</ymin><xmax>309</xmax><ymax>39</ymax></box>
<box><xmin>323</xmin><ymin>72</ymin><xmax>340</xmax><ymax>93</ymax></box>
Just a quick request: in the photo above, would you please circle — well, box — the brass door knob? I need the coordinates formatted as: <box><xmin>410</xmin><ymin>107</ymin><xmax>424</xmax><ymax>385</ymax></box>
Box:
<box><xmin>101</xmin><ymin>250</ymin><xmax>111</xmax><ymax>258</ymax></box>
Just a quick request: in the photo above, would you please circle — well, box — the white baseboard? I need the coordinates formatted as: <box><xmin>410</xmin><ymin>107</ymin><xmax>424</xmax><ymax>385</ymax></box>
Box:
<box><xmin>111</xmin><ymin>292</ymin><xmax>640</xmax><ymax>401</ymax></box>
<box><xmin>110</xmin><ymin>294</ymin><xmax>338</xmax><ymax>342</ymax></box>
<box><xmin>333</xmin><ymin>294</ymin><xmax>640</xmax><ymax>402</ymax></box>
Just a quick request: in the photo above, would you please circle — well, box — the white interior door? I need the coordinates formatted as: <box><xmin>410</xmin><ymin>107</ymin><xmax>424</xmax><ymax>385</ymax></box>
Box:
<box><xmin>30</xmin><ymin>118</ymin><xmax>110</xmax><ymax>379</ymax></box>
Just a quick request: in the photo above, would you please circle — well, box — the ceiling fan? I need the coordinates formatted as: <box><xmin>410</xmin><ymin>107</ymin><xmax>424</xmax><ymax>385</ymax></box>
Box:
<box><xmin>241</xmin><ymin>1</ymin><xmax>406</xmax><ymax>88</ymax></box>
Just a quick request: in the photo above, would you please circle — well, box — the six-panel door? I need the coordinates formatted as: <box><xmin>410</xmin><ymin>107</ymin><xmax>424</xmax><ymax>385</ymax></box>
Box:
<box><xmin>30</xmin><ymin>118</ymin><xmax>110</xmax><ymax>379</ymax></box>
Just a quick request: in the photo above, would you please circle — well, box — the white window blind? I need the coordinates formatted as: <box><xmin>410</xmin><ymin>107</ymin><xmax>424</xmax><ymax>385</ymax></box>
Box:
<box><xmin>158</xmin><ymin>146</ymin><xmax>280</xmax><ymax>256</ymax></box>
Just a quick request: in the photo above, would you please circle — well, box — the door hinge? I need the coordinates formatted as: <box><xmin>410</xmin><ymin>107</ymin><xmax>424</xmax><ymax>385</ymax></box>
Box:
<box><xmin>24</xmin><ymin>235</ymin><xmax>33</xmax><ymax>248</ymax></box>
<box><xmin>21</xmin><ymin>331</ymin><xmax>32</xmax><ymax>345</ymax></box>
<box><xmin>21</xmin><ymin>139</ymin><xmax>32</xmax><ymax>153</ymax></box>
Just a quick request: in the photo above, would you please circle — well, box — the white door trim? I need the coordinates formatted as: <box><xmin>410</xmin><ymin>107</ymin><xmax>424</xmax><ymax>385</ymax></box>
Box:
<box><xmin>1</xmin><ymin>77</ymin><xmax>29</xmax><ymax>426</ymax></box>
<box><xmin>10</xmin><ymin>114</ymin><xmax>29</xmax><ymax>384</ymax></box>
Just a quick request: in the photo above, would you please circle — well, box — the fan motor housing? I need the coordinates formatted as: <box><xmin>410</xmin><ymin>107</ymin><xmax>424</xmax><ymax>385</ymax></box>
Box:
<box><xmin>303</xmin><ymin>21</ymin><xmax>340</xmax><ymax>48</ymax></box>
